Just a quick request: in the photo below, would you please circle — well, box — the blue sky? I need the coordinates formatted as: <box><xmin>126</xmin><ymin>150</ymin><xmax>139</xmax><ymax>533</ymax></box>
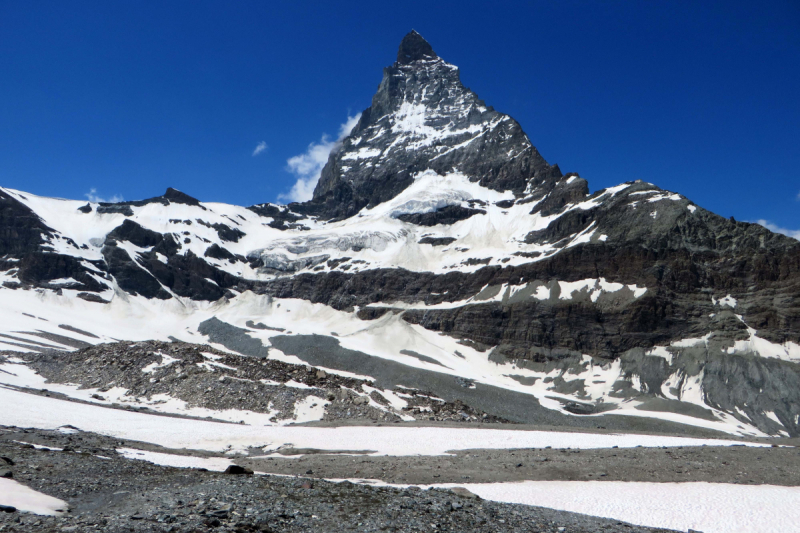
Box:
<box><xmin>1</xmin><ymin>1</ymin><xmax>798</xmax><ymax>235</ymax></box>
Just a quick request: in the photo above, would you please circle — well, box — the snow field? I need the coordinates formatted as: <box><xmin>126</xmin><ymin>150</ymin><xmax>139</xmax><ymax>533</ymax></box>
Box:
<box><xmin>326</xmin><ymin>478</ymin><xmax>800</xmax><ymax>533</ymax></box>
<box><xmin>434</xmin><ymin>481</ymin><xmax>800</xmax><ymax>533</ymax></box>
<box><xmin>0</xmin><ymin>386</ymin><xmax>768</xmax><ymax>457</ymax></box>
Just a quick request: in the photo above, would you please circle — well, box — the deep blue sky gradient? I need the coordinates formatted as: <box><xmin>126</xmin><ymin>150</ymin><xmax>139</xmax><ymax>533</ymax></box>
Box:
<box><xmin>1</xmin><ymin>1</ymin><xmax>798</xmax><ymax>232</ymax></box>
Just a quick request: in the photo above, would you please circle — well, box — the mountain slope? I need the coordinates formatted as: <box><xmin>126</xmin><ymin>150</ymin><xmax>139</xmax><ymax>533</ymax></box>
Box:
<box><xmin>1</xmin><ymin>31</ymin><xmax>799</xmax><ymax>438</ymax></box>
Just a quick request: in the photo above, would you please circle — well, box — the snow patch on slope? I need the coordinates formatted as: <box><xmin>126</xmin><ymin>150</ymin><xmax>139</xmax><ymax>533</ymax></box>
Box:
<box><xmin>0</xmin><ymin>478</ymin><xmax>68</xmax><ymax>516</ymax></box>
<box><xmin>0</xmin><ymin>386</ymin><xmax>766</xmax><ymax>457</ymax></box>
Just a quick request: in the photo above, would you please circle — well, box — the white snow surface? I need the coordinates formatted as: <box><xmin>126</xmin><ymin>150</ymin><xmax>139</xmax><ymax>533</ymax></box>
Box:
<box><xmin>0</xmin><ymin>478</ymin><xmax>68</xmax><ymax>515</ymax></box>
<box><xmin>428</xmin><ymin>480</ymin><xmax>800</xmax><ymax>533</ymax></box>
<box><xmin>727</xmin><ymin>314</ymin><xmax>800</xmax><ymax>362</ymax></box>
<box><xmin>117</xmin><ymin>448</ymin><xmax>233</xmax><ymax>472</ymax></box>
<box><xmin>0</xmin><ymin>386</ymin><xmax>767</xmax><ymax>456</ymax></box>
<box><xmin>141</xmin><ymin>352</ymin><xmax>178</xmax><ymax>373</ymax></box>
<box><xmin>713</xmin><ymin>294</ymin><xmax>738</xmax><ymax>308</ymax></box>
<box><xmin>333</xmin><ymin>477</ymin><xmax>800</xmax><ymax>533</ymax></box>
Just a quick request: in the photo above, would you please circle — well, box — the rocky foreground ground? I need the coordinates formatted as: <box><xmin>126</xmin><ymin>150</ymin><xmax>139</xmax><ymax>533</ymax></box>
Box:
<box><xmin>0</xmin><ymin>426</ymin><xmax>685</xmax><ymax>533</ymax></box>
<box><xmin>2</xmin><ymin>341</ymin><xmax>799</xmax><ymax>532</ymax></box>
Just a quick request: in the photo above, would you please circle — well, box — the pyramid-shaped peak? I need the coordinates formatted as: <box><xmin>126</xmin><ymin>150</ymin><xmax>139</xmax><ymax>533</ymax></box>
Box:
<box><xmin>397</xmin><ymin>30</ymin><xmax>438</xmax><ymax>64</ymax></box>
<box><xmin>163</xmin><ymin>187</ymin><xmax>200</xmax><ymax>206</ymax></box>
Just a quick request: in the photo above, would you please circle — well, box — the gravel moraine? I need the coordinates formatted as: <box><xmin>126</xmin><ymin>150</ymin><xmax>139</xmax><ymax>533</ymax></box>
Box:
<box><xmin>10</xmin><ymin>341</ymin><xmax>510</xmax><ymax>425</ymax></box>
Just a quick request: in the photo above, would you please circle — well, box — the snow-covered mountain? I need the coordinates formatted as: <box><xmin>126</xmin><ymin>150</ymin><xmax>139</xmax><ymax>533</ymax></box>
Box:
<box><xmin>1</xmin><ymin>31</ymin><xmax>799</xmax><ymax>438</ymax></box>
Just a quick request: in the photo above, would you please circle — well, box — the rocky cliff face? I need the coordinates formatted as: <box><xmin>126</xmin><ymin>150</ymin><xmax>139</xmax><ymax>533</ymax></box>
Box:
<box><xmin>299</xmin><ymin>30</ymin><xmax>562</xmax><ymax>220</ymax></box>
<box><xmin>0</xmin><ymin>31</ymin><xmax>798</xmax><ymax>437</ymax></box>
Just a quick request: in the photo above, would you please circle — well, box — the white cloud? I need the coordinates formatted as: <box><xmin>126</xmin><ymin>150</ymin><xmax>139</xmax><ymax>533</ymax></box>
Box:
<box><xmin>85</xmin><ymin>188</ymin><xmax>123</xmax><ymax>204</ymax></box>
<box><xmin>279</xmin><ymin>113</ymin><xmax>361</xmax><ymax>203</ymax></box>
<box><xmin>753</xmin><ymin>219</ymin><xmax>800</xmax><ymax>240</ymax></box>
<box><xmin>252</xmin><ymin>141</ymin><xmax>267</xmax><ymax>156</ymax></box>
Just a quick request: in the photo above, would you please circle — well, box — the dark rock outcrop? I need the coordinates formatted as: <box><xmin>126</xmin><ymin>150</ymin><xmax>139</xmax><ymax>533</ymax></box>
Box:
<box><xmin>397</xmin><ymin>205</ymin><xmax>485</xmax><ymax>226</ymax></box>
<box><xmin>419</xmin><ymin>236</ymin><xmax>457</xmax><ymax>247</ymax></box>
<box><xmin>0</xmin><ymin>189</ymin><xmax>54</xmax><ymax>255</ymax></box>
<box><xmin>94</xmin><ymin>188</ymin><xmax>203</xmax><ymax>215</ymax></box>
<box><xmin>247</xmin><ymin>203</ymin><xmax>308</xmax><ymax>230</ymax></box>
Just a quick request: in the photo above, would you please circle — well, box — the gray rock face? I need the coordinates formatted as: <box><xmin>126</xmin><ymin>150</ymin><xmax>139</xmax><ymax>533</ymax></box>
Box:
<box><xmin>299</xmin><ymin>31</ymin><xmax>561</xmax><ymax>220</ymax></box>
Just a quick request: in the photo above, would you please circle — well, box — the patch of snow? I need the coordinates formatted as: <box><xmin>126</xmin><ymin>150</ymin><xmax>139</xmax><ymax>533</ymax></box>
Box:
<box><xmin>533</xmin><ymin>285</ymin><xmax>550</xmax><ymax>300</ymax></box>
<box><xmin>671</xmin><ymin>333</ymin><xmax>714</xmax><ymax>348</ymax></box>
<box><xmin>292</xmin><ymin>395</ymin><xmax>329</xmax><ymax>424</ymax></box>
<box><xmin>141</xmin><ymin>352</ymin><xmax>179</xmax><ymax>373</ymax></box>
<box><xmin>362</xmin><ymin>385</ymin><xmax>409</xmax><ymax>411</ymax></box>
<box><xmin>341</xmin><ymin>147</ymin><xmax>382</xmax><ymax>160</ymax></box>
<box><xmin>576</xmin><ymin>184</ymin><xmax>630</xmax><ymax>211</ymax></box>
<box><xmin>647</xmin><ymin>193</ymin><xmax>683</xmax><ymax>203</ymax></box>
<box><xmin>284</xmin><ymin>380</ymin><xmax>314</xmax><ymax>389</ymax></box>
<box><xmin>728</xmin><ymin>316</ymin><xmax>800</xmax><ymax>362</ymax></box>
<box><xmin>196</xmin><ymin>360</ymin><xmax>237</xmax><ymax>372</ymax></box>
<box><xmin>12</xmin><ymin>441</ymin><xmax>63</xmax><ymax>451</ymax></box>
<box><xmin>712</xmin><ymin>294</ymin><xmax>737</xmax><ymax>308</ymax></box>
<box><xmin>648</xmin><ymin>346</ymin><xmax>673</xmax><ymax>364</ymax></box>
<box><xmin>117</xmin><ymin>448</ymin><xmax>233</xmax><ymax>471</ymax></box>
<box><xmin>564</xmin><ymin>223</ymin><xmax>597</xmax><ymax>248</ymax></box>
<box><xmin>0</xmin><ymin>478</ymin><xmax>68</xmax><ymax>515</ymax></box>
<box><xmin>46</xmin><ymin>277</ymin><xmax>80</xmax><ymax>286</ymax></box>
<box><xmin>764</xmin><ymin>411</ymin><xmax>783</xmax><ymax>427</ymax></box>
<box><xmin>558</xmin><ymin>278</ymin><xmax>646</xmax><ymax>302</ymax></box>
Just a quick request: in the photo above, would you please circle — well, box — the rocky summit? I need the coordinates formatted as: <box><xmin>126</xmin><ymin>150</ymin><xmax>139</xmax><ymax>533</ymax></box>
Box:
<box><xmin>300</xmin><ymin>30</ymin><xmax>561</xmax><ymax>220</ymax></box>
<box><xmin>0</xmin><ymin>29</ymin><xmax>799</xmax><ymax>445</ymax></box>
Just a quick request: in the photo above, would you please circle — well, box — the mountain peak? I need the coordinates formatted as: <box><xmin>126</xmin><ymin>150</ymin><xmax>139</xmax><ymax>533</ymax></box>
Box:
<box><xmin>304</xmin><ymin>30</ymin><xmax>559</xmax><ymax>220</ymax></box>
<box><xmin>163</xmin><ymin>187</ymin><xmax>200</xmax><ymax>206</ymax></box>
<box><xmin>397</xmin><ymin>30</ymin><xmax>437</xmax><ymax>64</ymax></box>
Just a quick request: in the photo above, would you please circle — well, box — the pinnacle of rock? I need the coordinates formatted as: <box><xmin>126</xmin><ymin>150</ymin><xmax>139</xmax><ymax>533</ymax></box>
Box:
<box><xmin>397</xmin><ymin>30</ymin><xmax>437</xmax><ymax>64</ymax></box>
